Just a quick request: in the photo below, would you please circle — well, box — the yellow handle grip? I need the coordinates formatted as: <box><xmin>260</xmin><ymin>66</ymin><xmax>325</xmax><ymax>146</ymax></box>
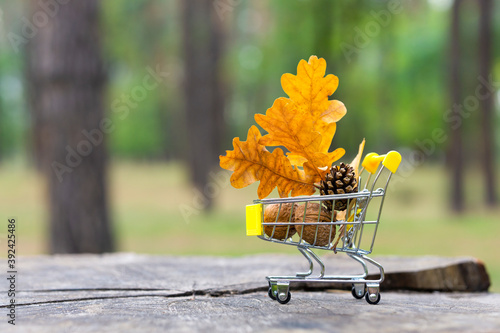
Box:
<box><xmin>362</xmin><ymin>153</ymin><xmax>384</xmax><ymax>174</ymax></box>
<box><xmin>382</xmin><ymin>151</ymin><xmax>402</xmax><ymax>173</ymax></box>
<box><xmin>246</xmin><ymin>204</ymin><xmax>263</xmax><ymax>236</ymax></box>
<box><xmin>362</xmin><ymin>151</ymin><xmax>402</xmax><ymax>174</ymax></box>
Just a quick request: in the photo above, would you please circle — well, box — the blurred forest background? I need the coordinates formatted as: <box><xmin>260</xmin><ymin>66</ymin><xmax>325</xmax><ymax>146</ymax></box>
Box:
<box><xmin>0</xmin><ymin>0</ymin><xmax>499</xmax><ymax>288</ymax></box>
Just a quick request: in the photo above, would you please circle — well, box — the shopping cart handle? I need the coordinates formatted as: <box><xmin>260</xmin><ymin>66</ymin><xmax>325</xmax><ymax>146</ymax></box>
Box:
<box><xmin>362</xmin><ymin>151</ymin><xmax>402</xmax><ymax>174</ymax></box>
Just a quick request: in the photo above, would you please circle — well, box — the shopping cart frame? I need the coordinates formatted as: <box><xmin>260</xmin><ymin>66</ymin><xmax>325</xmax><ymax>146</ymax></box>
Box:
<box><xmin>246</xmin><ymin>151</ymin><xmax>402</xmax><ymax>305</ymax></box>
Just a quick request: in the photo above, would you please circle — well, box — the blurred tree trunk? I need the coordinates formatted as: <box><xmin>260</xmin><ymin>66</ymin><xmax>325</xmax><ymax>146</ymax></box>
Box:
<box><xmin>181</xmin><ymin>0</ymin><xmax>225</xmax><ymax>210</ymax></box>
<box><xmin>449</xmin><ymin>0</ymin><xmax>464</xmax><ymax>212</ymax></box>
<box><xmin>27</xmin><ymin>0</ymin><xmax>113</xmax><ymax>253</ymax></box>
<box><xmin>478</xmin><ymin>0</ymin><xmax>497</xmax><ymax>207</ymax></box>
<box><xmin>26</xmin><ymin>39</ymin><xmax>43</xmax><ymax>170</ymax></box>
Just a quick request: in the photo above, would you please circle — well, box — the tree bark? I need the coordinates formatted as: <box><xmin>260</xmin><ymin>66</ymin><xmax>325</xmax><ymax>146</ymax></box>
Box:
<box><xmin>181</xmin><ymin>0</ymin><xmax>225</xmax><ymax>210</ymax></box>
<box><xmin>449</xmin><ymin>0</ymin><xmax>464</xmax><ymax>212</ymax></box>
<box><xmin>27</xmin><ymin>0</ymin><xmax>113</xmax><ymax>253</ymax></box>
<box><xmin>26</xmin><ymin>36</ymin><xmax>43</xmax><ymax>170</ymax></box>
<box><xmin>478</xmin><ymin>0</ymin><xmax>497</xmax><ymax>207</ymax></box>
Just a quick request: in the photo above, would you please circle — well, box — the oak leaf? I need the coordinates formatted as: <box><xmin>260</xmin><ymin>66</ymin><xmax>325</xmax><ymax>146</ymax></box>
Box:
<box><xmin>221</xmin><ymin>56</ymin><xmax>349</xmax><ymax>199</ymax></box>
<box><xmin>286</xmin><ymin>100</ymin><xmax>346</xmax><ymax>168</ymax></box>
<box><xmin>316</xmin><ymin>100</ymin><xmax>347</xmax><ymax>152</ymax></box>
<box><xmin>255</xmin><ymin>56</ymin><xmax>345</xmax><ymax>178</ymax></box>
<box><xmin>255</xmin><ymin>98</ymin><xmax>344</xmax><ymax>182</ymax></box>
<box><xmin>219</xmin><ymin>126</ymin><xmax>316</xmax><ymax>199</ymax></box>
<box><xmin>281</xmin><ymin>56</ymin><xmax>339</xmax><ymax>118</ymax></box>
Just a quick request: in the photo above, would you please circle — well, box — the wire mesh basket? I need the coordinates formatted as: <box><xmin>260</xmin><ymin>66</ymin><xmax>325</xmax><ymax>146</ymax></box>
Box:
<box><xmin>246</xmin><ymin>151</ymin><xmax>402</xmax><ymax>304</ymax></box>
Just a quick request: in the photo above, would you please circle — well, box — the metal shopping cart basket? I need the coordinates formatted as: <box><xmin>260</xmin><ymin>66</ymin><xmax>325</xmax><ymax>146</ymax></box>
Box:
<box><xmin>246</xmin><ymin>151</ymin><xmax>402</xmax><ymax>305</ymax></box>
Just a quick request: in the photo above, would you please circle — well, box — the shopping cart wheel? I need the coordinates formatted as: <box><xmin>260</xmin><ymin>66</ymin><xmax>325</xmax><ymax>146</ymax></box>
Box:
<box><xmin>268</xmin><ymin>287</ymin><xmax>277</xmax><ymax>300</ymax></box>
<box><xmin>365</xmin><ymin>292</ymin><xmax>381</xmax><ymax>305</ymax></box>
<box><xmin>276</xmin><ymin>291</ymin><xmax>291</xmax><ymax>304</ymax></box>
<box><xmin>351</xmin><ymin>283</ymin><xmax>366</xmax><ymax>299</ymax></box>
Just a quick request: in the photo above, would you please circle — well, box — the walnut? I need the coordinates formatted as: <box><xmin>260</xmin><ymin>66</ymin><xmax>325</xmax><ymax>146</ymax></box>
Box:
<box><xmin>263</xmin><ymin>203</ymin><xmax>297</xmax><ymax>240</ymax></box>
<box><xmin>294</xmin><ymin>203</ymin><xmax>336</xmax><ymax>246</ymax></box>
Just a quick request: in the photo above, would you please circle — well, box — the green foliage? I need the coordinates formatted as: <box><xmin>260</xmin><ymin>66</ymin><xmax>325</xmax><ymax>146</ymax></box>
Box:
<box><xmin>0</xmin><ymin>0</ymin><xmax>498</xmax><ymax>161</ymax></box>
<box><xmin>107</xmin><ymin>85</ymin><xmax>164</xmax><ymax>157</ymax></box>
<box><xmin>101</xmin><ymin>0</ymin><xmax>183</xmax><ymax>159</ymax></box>
<box><xmin>0</xmin><ymin>44</ymin><xmax>27</xmax><ymax>158</ymax></box>
<box><xmin>224</xmin><ymin>1</ymin><xmax>444</xmax><ymax>158</ymax></box>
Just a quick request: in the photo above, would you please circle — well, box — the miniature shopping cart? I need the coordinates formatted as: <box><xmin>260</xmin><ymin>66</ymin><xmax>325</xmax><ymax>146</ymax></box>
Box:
<box><xmin>246</xmin><ymin>151</ymin><xmax>401</xmax><ymax>305</ymax></box>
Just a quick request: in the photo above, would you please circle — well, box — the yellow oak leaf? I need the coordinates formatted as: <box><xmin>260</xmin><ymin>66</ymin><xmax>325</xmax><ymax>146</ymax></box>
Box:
<box><xmin>286</xmin><ymin>148</ymin><xmax>345</xmax><ymax>173</ymax></box>
<box><xmin>221</xmin><ymin>56</ymin><xmax>348</xmax><ymax>199</ymax></box>
<box><xmin>318</xmin><ymin>100</ymin><xmax>347</xmax><ymax>124</ymax></box>
<box><xmin>219</xmin><ymin>126</ymin><xmax>316</xmax><ymax>199</ymax></box>
<box><xmin>315</xmin><ymin>100</ymin><xmax>347</xmax><ymax>152</ymax></box>
<box><xmin>260</xmin><ymin>56</ymin><xmax>345</xmax><ymax>170</ymax></box>
<box><xmin>255</xmin><ymin>98</ymin><xmax>320</xmax><ymax>159</ymax></box>
<box><xmin>288</xmin><ymin>100</ymin><xmax>346</xmax><ymax>167</ymax></box>
<box><xmin>281</xmin><ymin>55</ymin><xmax>339</xmax><ymax>118</ymax></box>
<box><xmin>255</xmin><ymin>98</ymin><xmax>345</xmax><ymax>183</ymax></box>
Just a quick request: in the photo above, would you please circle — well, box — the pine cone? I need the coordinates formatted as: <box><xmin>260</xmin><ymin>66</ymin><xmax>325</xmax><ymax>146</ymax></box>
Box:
<box><xmin>319</xmin><ymin>162</ymin><xmax>358</xmax><ymax>211</ymax></box>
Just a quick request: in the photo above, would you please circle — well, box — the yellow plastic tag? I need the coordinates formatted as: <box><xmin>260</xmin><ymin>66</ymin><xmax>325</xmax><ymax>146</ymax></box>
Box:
<box><xmin>246</xmin><ymin>204</ymin><xmax>263</xmax><ymax>236</ymax></box>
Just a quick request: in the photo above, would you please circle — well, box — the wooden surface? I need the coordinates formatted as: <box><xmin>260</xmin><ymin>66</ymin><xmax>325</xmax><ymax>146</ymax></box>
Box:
<box><xmin>0</xmin><ymin>253</ymin><xmax>497</xmax><ymax>332</ymax></box>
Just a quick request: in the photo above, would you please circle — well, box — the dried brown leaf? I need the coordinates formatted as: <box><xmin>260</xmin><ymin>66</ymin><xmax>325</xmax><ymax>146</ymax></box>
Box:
<box><xmin>219</xmin><ymin>126</ymin><xmax>316</xmax><ymax>199</ymax></box>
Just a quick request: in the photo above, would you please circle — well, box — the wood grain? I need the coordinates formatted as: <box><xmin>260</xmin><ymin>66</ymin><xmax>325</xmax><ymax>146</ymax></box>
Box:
<box><xmin>0</xmin><ymin>253</ymin><xmax>494</xmax><ymax>332</ymax></box>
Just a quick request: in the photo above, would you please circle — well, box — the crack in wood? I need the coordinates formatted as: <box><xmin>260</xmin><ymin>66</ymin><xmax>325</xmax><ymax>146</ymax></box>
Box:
<box><xmin>0</xmin><ymin>287</ymin><xmax>270</xmax><ymax>308</ymax></box>
<box><xmin>0</xmin><ymin>293</ymin><xmax>191</xmax><ymax>308</ymax></box>
<box><xmin>19</xmin><ymin>288</ymin><xmax>178</xmax><ymax>293</ymax></box>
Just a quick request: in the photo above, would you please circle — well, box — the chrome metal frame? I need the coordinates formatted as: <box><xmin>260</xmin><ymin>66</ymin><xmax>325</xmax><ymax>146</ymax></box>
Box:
<box><xmin>258</xmin><ymin>164</ymin><xmax>394</xmax><ymax>305</ymax></box>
